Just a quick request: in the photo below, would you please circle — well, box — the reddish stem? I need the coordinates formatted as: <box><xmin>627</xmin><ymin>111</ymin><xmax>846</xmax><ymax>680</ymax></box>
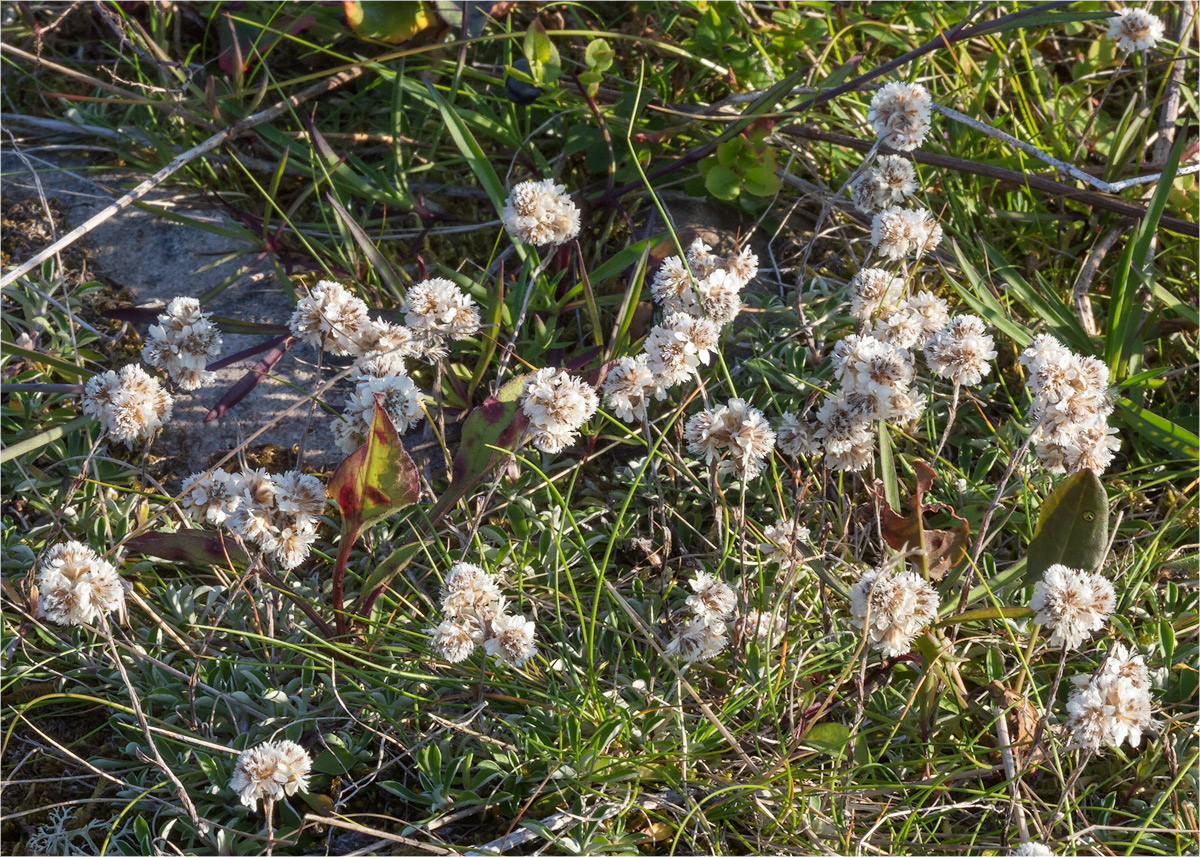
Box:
<box><xmin>330</xmin><ymin>522</ymin><xmax>359</xmax><ymax>637</ymax></box>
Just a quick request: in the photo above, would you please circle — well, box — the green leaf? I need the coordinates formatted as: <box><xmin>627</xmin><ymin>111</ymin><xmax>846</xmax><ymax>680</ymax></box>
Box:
<box><xmin>523</xmin><ymin>20</ymin><xmax>560</xmax><ymax>84</ymax></box>
<box><xmin>803</xmin><ymin>722</ymin><xmax>850</xmax><ymax>756</ymax></box>
<box><xmin>703</xmin><ymin>163</ymin><xmax>740</xmax><ymax>201</ymax></box>
<box><xmin>428</xmin><ymin>374</ymin><xmax>529</xmax><ymax>524</ymax></box>
<box><xmin>1</xmin><ymin>341</ymin><xmax>93</xmax><ymax>379</ymax></box>
<box><xmin>584</xmin><ymin>38</ymin><xmax>614</xmax><ymax>71</ymax></box>
<box><xmin>1026</xmin><ymin>470</ymin><xmax>1109</xmax><ymax>583</ymax></box>
<box><xmin>123</xmin><ymin>529</ymin><xmax>249</xmax><ymax>569</ymax></box>
<box><xmin>1117</xmin><ymin>397</ymin><xmax>1200</xmax><ymax>460</ymax></box>
<box><xmin>361</xmin><ymin>540</ymin><xmax>423</xmax><ymax>598</ymax></box>
<box><xmin>326</xmin><ymin>193</ymin><xmax>404</xmax><ymax>301</ymax></box>
<box><xmin>344</xmin><ymin>1</ymin><xmax>431</xmax><ymax>43</ymax></box>
<box><xmin>936</xmin><ymin>606</ymin><xmax>1034</xmax><ymax>627</ymax></box>
<box><xmin>327</xmin><ymin>402</ymin><xmax>421</xmax><ymax>533</ymax></box>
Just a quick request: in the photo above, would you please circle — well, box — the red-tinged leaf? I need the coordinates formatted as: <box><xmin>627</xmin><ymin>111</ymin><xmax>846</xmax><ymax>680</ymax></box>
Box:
<box><xmin>327</xmin><ymin>400</ymin><xmax>421</xmax><ymax>532</ymax></box>
<box><xmin>124</xmin><ymin>529</ymin><xmax>249</xmax><ymax>568</ymax></box>
<box><xmin>207</xmin><ymin>334</ymin><xmax>288</xmax><ymax>371</ymax></box>
<box><xmin>429</xmin><ymin>374</ymin><xmax>528</xmax><ymax>524</ymax></box>
<box><xmin>872</xmin><ymin>461</ymin><xmax>969</xmax><ymax>580</ymax></box>
<box><xmin>205</xmin><ymin>338</ymin><xmax>292</xmax><ymax>423</ymax></box>
<box><xmin>344</xmin><ymin>1</ymin><xmax>432</xmax><ymax>43</ymax></box>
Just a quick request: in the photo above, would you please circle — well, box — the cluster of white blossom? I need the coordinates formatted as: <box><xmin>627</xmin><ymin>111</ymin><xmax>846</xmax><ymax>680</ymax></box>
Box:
<box><xmin>502</xmin><ymin>179</ymin><xmax>581</xmax><ymax>247</ymax></box>
<box><xmin>141</xmin><ymin>296</ymin><xmax>223</xmax><ymax>390</ymax></box>
<box><xmin>1066</xmin><ymin>643</ymin><xmax>1155</xmax><ymax>752</ymax></box>
<box><xmin>35</xmin><ymin>541</ymin><xmax>126</xmax><ymax>627</ymax></box>
<box><xmin>1019</xmin><ymin>334</ymin><xmax>1119</xmax><ymax>475</ymax></box>
<box><xmin>684</xmin><ymin>398</ymin><xmax>777</xmax><ymax>480</ymax></box>
<box><xmin>760</xmin><ymin>519</ymin><xmax>810</xmax><ymax>566</ymax></box>
<box><xmin>871</xmin><ymin>204</ymin><xmax>943</xmax><ymax>260</ymax></box>
<box><xmin>1107</xmin><ymin>7</ymin><xmax>1164</xmax><ymax>52</ymax></box>
<box><xmin>1029</xmin><ymin>563</ymin><xmax>1116</xmax><ymax>651</ymax></box>
<box><xmin>289</xmin><ymin>278</ymin><xmax>477</xmax><ymax>364</ymax></box>
<box><xmin>179</xmin><ymin>468</ymin><xmax>325</xmax><ymax>569</ymax></box>
<box><xmin>666</xmin><ymin>570</ymin><xmax>736</xmax><ymax>663</ymax></box>
<box><xmin>81</xmin><ymin>363</ymin><xmax>174</xmax><ymax>446</ymax></box>
<box><xmin>1012</xmin><ymin>843</ymin><xmax>1055</xmax><ymax>857</ymax></box>
<box><xmin>867</xmin><ymin>81</ymin><xmax>933</xmax><ymax>151</ymax></box>
<box><xmin>228</xmin><ymin>739</ymin><xmax>312</xmax><ymax>809</ymax></box>
<box><xmin>603</xmin><ymin>239</ymin><xmax>757</xmax><ymax>422</ymax></box>
<box><xmin>852</xmin><ymin>155</ymin><xmax>919</xmax><ymax>215</ymax></box>
<box><xmin>428</xmin><ymin>562</ymin><xmax>537</xmax><ymax>669</ymax></box>
<box><xmin>333</xmin><ymin>365</ymin><xmax>424</xmax><ymax>453</ymax></box>
<box><xmin>733</xmin><ymin>606</ymin><xmax>789</xmax><ymax>648</ymax></box>
<box><xmin>848</xmin><ymin>565</ymin><xmax>940</xmax><ymax>658</ymax></box>
<box><xmin>520</xmin><ymin>368</ymin><xmax>599</xmax><ymax>453</ymax></box>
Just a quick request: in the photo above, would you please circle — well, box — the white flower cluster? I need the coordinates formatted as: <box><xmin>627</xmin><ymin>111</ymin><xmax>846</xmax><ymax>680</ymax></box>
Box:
<box><xmin>141</xmin><ymin>296</ymin><xmax>223</xmax><ymax>390</ymax></box>
<box><xmin>289</xmin><ymin>279</ymin><xmax>476</xmax><ymax>363</ymax></box>
<box><xmin>924</xmin><ymin>314</ymin><xmax>998</xmax><ymax>388</ymax></box>
<box><xmin>520</xmin><ymin>367</ymin><xmax>599</xmax><ymax>453</ymax></box>
<box><xmin>774</xmin><ymin>411</ymin><xmax>821</xmax><ymax>458</ymax></box>
<box><xmin>871</xmin><ymin>205</ymin><xmax>943</xmax><ymax>260</ymax></box>
<box><xmin>1029</xmin><ymin>563</ymin><xmax>1115</xmax><ymax>651</ymax></box>
<box><xmin>760</xmin><ymin>519</ymin><xmax>810</xmax><ymax>566</ymax></box>
<box><xmin>502</xmin><ymin>179</ymin><xmax>581</xmax><ymax>247</ymax></box>
<box><xmin>684</xmin><ymin>398</ymin><xmax>776</xmax><ymax>480</ymax></box>
<box><xmin>848</xmin><ymin>565</ymin><xmax>940</xmax><ymax>658</ymax></box>
<box><xmin>1020</xmin><ymin>334</ymin><xmax>1119</xmax><ymax>475</ymax></box>
<box><xmin>733</xmin><ymin>606</ymin><xmax>788</xmax><ymax>648</ymax></box>
<box><xmin>603</xmin><ymin>239</ymin><xmax>757</xmax><ymax>423</ymax></box>
<box><xmin>333</xmin><ymin>366</ymin><xmax>424</xmax><ymax>453</ymax></box>
<box><xmin>1066</xmin><ymin>643</ymin><xmax>1155</xmax><ymax>752</ymax></box>
<box><xmin>852</xmin><ymin>155</ymin><xmax>919</xmax><ymax>215</ymax></box>
<box><xmin>35</xmin><ymin>541</ymin><xmax>126</xmax><ymax>627</ymax></box>
<box><xmin>428</xmin><ymin>562</ymin><xmax>537</xmax><ymax>669</ymax></box>
<box><xmin>666</xmin><ymin>571</ymin><xmax>736</xmax><ymax>663</ymax></box>
<box><xmin>1107</xmin><ymin>7</ymin><xmax>1164</xmax><ymax>52</ymax></box>
<box><xmin>228</xmin><ymin>739</ymin><xmax>312</xmax><ymax>809</ymax></box>
<box><xmin>179</xmin><ymin>468</ymin><xmax>325</xmax><ymax>569</ymax></box>
<box><xmin>81</xmin><ymin>363</ymin><xmax>174</xmax><ymax>446</ymax></box>
<box><xmin>1012</xmin><ymin>843</ymin><xmax>1055</xmax><ymax>857</ymax></box>
<box><xmin>867</xmin><ymin>81</ymin><xmax>933</xmax><ymax>151</ymax></box>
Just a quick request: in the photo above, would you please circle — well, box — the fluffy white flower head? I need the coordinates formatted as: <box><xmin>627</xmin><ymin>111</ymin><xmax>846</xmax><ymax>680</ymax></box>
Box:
<box><xmin>685</xmin><ymin>571</ymin><xmax>737</xmax><ymax>623</ymax></box>
<box><xmin>1107</xmin><ymin>7</ymin><xmax>1164</xmax><ymax>52</ymax></box>
<box><xmin>82</xmin><ymin>363</ymin><xmax>173</xmax><ymax>446</ymax></box>
<box><xmin>871</xmin><ymin>206</ymin><xmax>943</xmax><ymax>260</ymax></box>
<box><xmin>601</xmin><ymin>354</ymin><xmax>663</xmax><ymax>423</ymax></box>
<box><xmin>502</xmin><ymin>179</ymin><xmax>580</xmax><ymax>246</ymax></box>
<box><xmin>228</xmin><ymin>740</ymin><xmax>312</xmax><ymax>809</ymax></box>
<box><xmin>867</xmin><ymin>81</ymin><xmax>933</xmax><ymax>151</ymax></box>
<box><xmin>1029</xmin><ymin>563</ymin><xmax>1115</xmax><ymax>650</ymax></box>
<box><xmin>521</xmin><ymin>368</ymin><xmax>599</xmax><ymax>453</ymax></box>
<box><xmin>484</xmin><ymin>607</ymin><xmax>537</xmax><ymax>669</ymax></box>
<box><xmin>141</xmin><ymin>296</ymin><xmax>223</xmax><ymax>390</ymax></box>
<box><xmin>288</xmin><ymin>280</ymin><xmax>373</xmax><ymax>356</ymax></box>
<box><xmin>924</xmin><ymin>315</ymin><xmax>996</xmax><ymax>387</ymax></box>
<box><xmin>333</xmin><ymin>371</ymin><xmax>424</xmax><ymax>453</ymax></box>
<box><xmin>402</xmin><ymin>277</ymin><xmax>480</xmax><ymax>341</ymax></box>
<box><xmin>36</xmin><ymin>541</ymin><xmax>125</xmax><ymax>627</ymax></box>
<box><xmin>848</xmin><ymin>566</ymin><xmax>940</xmax><ymax>657</ymax></box>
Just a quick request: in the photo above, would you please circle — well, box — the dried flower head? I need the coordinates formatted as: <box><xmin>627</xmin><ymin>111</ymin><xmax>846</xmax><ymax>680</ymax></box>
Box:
<box><xmin>228</xmin><ymin>740</ymin><xmax>312</xmax><ymax>809</ymax></box>
<box><xmin>1012</xmin><ymin>843</ymin><xmax>1055</xmax><ymax>857</ymax></box>
<box><xmin>867</xmin><ymin>81</ymin><xmax>933</xmax><ymax>151</ymax></box>
<box><xmin>179</xmin><ymin>468</ymin><xmax>242</xmax><ymax>526</ymax></box>
<box><xmin>440</xmin><ymin>562</ymin><xmax>502</xmax><ymax>621</ymax></box>
<box><xmin>650</xmin><ymin>242</ymin><xmax>751</xmax><ymax>325</ymax></box>
<box><xmin>333</xmin><ymin>371</ymin><xmax>424</xmax><ymax>453</ymax></box>
<box><xmin>849</xmin><ymin>268</ymin><xmax>906</xmax><ymax>320</ymax></box>
<box><xmin>288</xmin><ymin>280</ymin><xmax>373</xmax><ymax>356</ymax></box>
<box><xmin>775</xmin><ymin>412</ymin><xmax>821</xmax><ymax>457</ymax></box>
<box><xmin>1066</xmin><ymin>643</ymin><xmax>1155</xmax><ymax>752</ymax></box>
<box><xmin>484</xmin><ymin>606</ymin><xmax>537</xmax><ymax>669</ymax></box>
<box><xmin>924</xmin><ymin>314</ymin><xmax>996</xmax><ymax>387</ymax></box>
<box><xmin>82</xmin><ymin>364</ymin><xmax>173</xmax><ymax>446</ymax></box>
<box><xmin>601</xmin><ymin>354</ymin><xmax>663</xmax><ymax>422</ymax></box>
<box><xmin>521</xmin><ymin>368</ymin><xmax>599</xmax><ymax>453</ymax></box>
<box><xmin>141</xmin><ymin>296</ymin><xmax>223</xmax><ymax>390</ymax></box>
<box><xmin>402</xmin><ymin>277</ymin><xmax>480</xmax><ymax>342</ymax></box>
<box><xmin>849</xmin><ymin>566</ymin><xmax>940</xmax><ymax>657</ymax></box>
<box><xmin>871</xmin><ymin>206</ymin><xmax>943</xmax><ymax>260</ymax></box>
<box><xmin>1029</xmin><ymin>564</ymin><xmax>1115</xmax><ymax>650</ymax></box>
<box><xmin>666</xmin><ymin>616</ymin><xmax>728</xmax><ymax>662</ymax></box>
<box><xmin>852</xmin><ymin>155</ymin><xmax>919</xmax><ymax>213</ymax></box>
<box><xmin>644</xmin><ymin>313</ymin><xmax>721</xmax><ymax>387</ymax></box>
<box><xmin>814</xmin><ymin>395</ymin><xmax>873</xmax><ymax>458</ymax></box>
<box><xmin>36</xmin><ymin>541</ymin><xmax>125</xmax><ymax>627</ymax></box>
<box><xmin>1107</xmin><ymin>7</ymin><xmax>1164</xmax><ymax>52</ymax></box>
<box><xmin>502</xmin><ymin>179</ymin><xmax>580</xmax><ymax>246</ymax></box>
<box><xmin>227</xmin><ymin>469</ymin><xmax>323</xmax><ymax>570</ymax></box>
<box><xmin>685</xmin><ymin>399</ymin><xmax>776</xmax><ymax>480</ymax></box>
<box><xmin>685</xmin><ymin>571</ymin><xmax>737</xmax><ymax>623</ymax></box>
<box><xmin>761</xmin><ymin>519</ymin><xmax>810</xmax><ymax>566</ymax></box>
<box><xmin>734</xmin><ymin>608</ymin><xmax>788</xmax><ymax>647</ymax></box>
<box><xmin>428</xmin><ymin>618</ymin><xmax>479</xmax><ymax>663</ymax></box>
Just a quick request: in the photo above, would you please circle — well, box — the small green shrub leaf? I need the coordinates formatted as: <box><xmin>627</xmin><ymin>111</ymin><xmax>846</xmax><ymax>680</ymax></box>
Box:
<box><xmin>1026</xmin><ymin>469</ymin><xmax>1109</xmax><ymax>583</ymax></box>
<box><xmin>804</xmin><ymin>722</ymin><xmax>851</xmax><ymax>756</ymax></box>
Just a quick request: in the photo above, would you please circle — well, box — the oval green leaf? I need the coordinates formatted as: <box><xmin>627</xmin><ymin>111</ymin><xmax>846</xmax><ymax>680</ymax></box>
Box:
<box><xmin>1026</xmin><ymin>469</ymin><xmax>1108</xmax><ymax>584</ymax></box>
